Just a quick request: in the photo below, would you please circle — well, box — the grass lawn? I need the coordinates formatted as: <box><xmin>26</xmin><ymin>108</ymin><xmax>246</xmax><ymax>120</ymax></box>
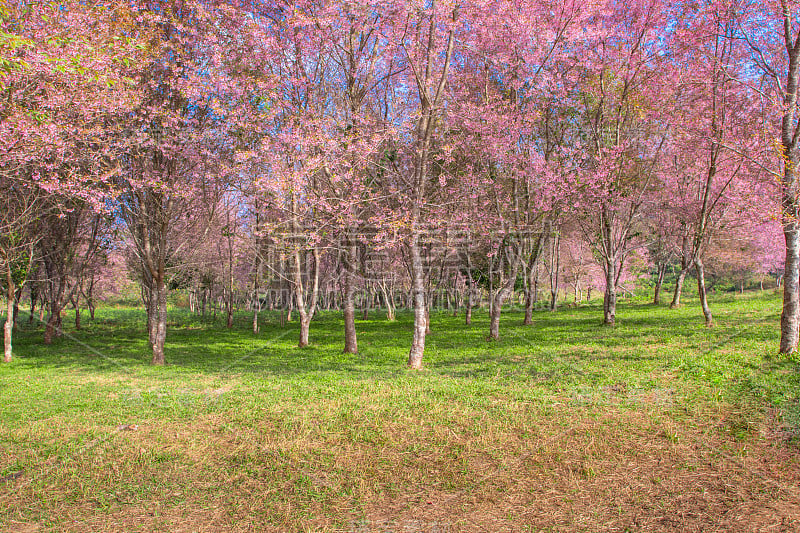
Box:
<box><xmin>1</xmin><ymin>291</ymin><xmax>799</xmax><ymax>532</ymax></box>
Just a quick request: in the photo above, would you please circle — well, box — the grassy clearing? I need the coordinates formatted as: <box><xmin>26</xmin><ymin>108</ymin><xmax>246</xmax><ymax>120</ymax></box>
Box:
<box><xmin>1</xmin><ymin>291</ymin><xmax>799</xmax><ymax>532</ymax></box>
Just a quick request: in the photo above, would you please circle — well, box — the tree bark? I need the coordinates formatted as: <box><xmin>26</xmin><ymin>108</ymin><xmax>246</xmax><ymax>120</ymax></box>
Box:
<box><xmin>603</xmin><ymin>265</ymin><xmax>616</xmax><ymax>326</ymax></box>
<box><xmin>524</xmin><ymin>262</ymin><xmax>537</xmax><ymax>325</ymax></box>
<box><xmin>465</xmin><ymin>253</ymin><xmax>473</xmax><ymax>326</ymax></box>
<box><xmin>151</xmin><ymin>279</ymin><xmax>167</xmax><ymax>365</ymax></box>
<box><xmin>408</xmin><ymin>233</ymin><xmax>427</xmax><ymax>369</ymax></box>
<box><xmin>777</xmin><ymin>3</ymin><xmax>800</xmax><ymax>353</ymax></box>
<box><xmin>781</xmin><ymin>223</ymin><xmax>800</xmax><ymax>353</ymax></box>
<box><xmin>549</xmin><ymin>229</ymin><xmax>560</xmax><ymax>312</ymax></box>
<box><xmin>489</xmin><ymin>265</ymin><xmax>518</xmax><ymax>340</ymax></box>
<box><xmin>653</xmin><ymin>263</ymin><xmax>666</xmax><ymax>305</ymax></box>
<box><xmin>87</xmin><ymin>280</ymin><xmax>96</xmax><ymax>320</ymax></box>
<box><xmin>4</xmin><ymin>268</ymin><xmax>14</xmax><ymax>362</ymax></box>
<box><xmin>696</xmin><ymin>258</ymin><xmax>713</xmax><ymax>327</ymax></box>
<box><xmin>28</xmin><ymin>283</ymin><xmax>37</xmax><ymax>326</ymax></box>
<box><xmin>44</xmin><ymin>305</ymin><xmax>63</xmax><ymax>344</ymax></box>
<box><xmin>340</xmin><ymin>234</ymin><xmax>359</xmax><ymax>353</ymax></box>
<box><xmin>380</xmin><ymin>284</ymin><xmax>395</xmax><ymax>322</ymax></box>
<box><xmin>343</xmin><ymin>261</ymin><xmax>358</xmax><ymax>354</ymax></box>
<box><xmin>671</xmin><ymin>267</ymin><xmax>688</xmax><ymax>309</ymax></box>
<box><xmin>523</xmin><ymin>235</ymin><xmax>545</xmax><ymax>324</ymax></box>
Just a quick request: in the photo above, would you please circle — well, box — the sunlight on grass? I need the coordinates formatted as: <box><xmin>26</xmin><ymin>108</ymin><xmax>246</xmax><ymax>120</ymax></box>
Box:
<box><xmin>1</xmin><ymin>291</ymin><xmax>798</xmax><ymax>531</ymax></box>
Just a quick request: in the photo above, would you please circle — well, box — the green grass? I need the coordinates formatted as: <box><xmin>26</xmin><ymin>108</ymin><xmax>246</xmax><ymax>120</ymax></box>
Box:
<box><xmin>1</xmin><ymin>291</ymin><xmax>799</xmax><ymax>532</ymax></box>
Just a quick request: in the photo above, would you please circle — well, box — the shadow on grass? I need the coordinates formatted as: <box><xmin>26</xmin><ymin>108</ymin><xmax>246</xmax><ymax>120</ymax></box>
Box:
<box><xmin>3</xmin><ymin>293</ymin><xmax>788</xmax><ymax>382</ymax></box>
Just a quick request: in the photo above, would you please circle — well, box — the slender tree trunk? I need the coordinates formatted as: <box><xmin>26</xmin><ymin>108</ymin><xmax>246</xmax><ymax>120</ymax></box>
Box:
<box><xmin>293</xmin><ymin>257</ymin><xmax>309</xmax><ymax>348</ymax></box>
<box><xmin>489</xmin><ymin>239</ymin><xmax>525</xmax><ymax>339</ymax></box>
<box><xmin>524</xmin><ymin>255</ymin><xmax>542</xmax><ymax>325</ymax></box>
<box><xmin>28</xmin><ymin>285</ymin><xmax>36</xmax><ymax>326</ymax></box>
<box><xmin>408</xmin><ymin>233</ymin><xmax>427</xmax><ymax>369</ymax></box>
<box><xmin>653</xmin><ymin>263</ymin><xmax>666</xmax><ymax>305</ymax></box>
<box><xmin>424</xmin><ymin>305</ymin><xmax>431</xmax><ymax>335</ymax></box>
<box><xmin>549</xmin><ymin>231</ymin><xmax>560</xmax><ymax>312</ymax></box>
<box><xmin>146</xmin><ymin>283</ymin><xmax>156</xmax><ymax>348</ymax></box>
<box><xmin>44</xmin><ymin>305</ymin><xmax>63</xmax><ymax>344</ymax></box>
<box><xmin>404</xmin><ymin>2</ymin><xmax>456</xmax><ymax>368</ymax></box>
<box><xmin>252</xmin><ymin>248</ymin><xmax>261</xmax><ymax>334</ymax></box>
<box><xmin>343</xmin><ymin>267</ymin><xmax>357</xmax><ymax>354</ymax></box>
<box><xmin>4</xmin><ymin>268</ymin><xmax>14</xmax><ymax>362</ymax></box>
<box><xmin>465</xmin><ymin>254</ymin><xmax>473</xmax><ymax>326</ymax></box>
<box><xmin>489</xmin><ymin>272</ymin><xmax>517</xmax><ymax>340</ymax></box>
<box><xmin>781</xmin><ymin>223</ymin><xmax>800</xmax><ymax>353</ymax></box>
<box><xmin>523</xmin><ymin>275</ymin><xmax>534</xmax><ymax>324</ymax></box>
<box><xmin>12</xmin><ymin>288</ymin><xmax>19</xmax><ymax>329</ymax></box>
<box><xmin>151</xmin><ymin>278</ymin><xmax>167</xmax><ymax>365</ymax></box>
<box><xmin>603</xmin><ymin>265</ymin><xmax>616</xmax><ymax>326</ymax></box>
<box><xmin>74</xmin><ymin>299</ymin><xmax>81</xmax><ymax>331</ymax></box>
<box><xmin>696</xmin><ymin>258</ymin><xmax>713</xmax><ymax>327</ymax></box>
<box><xmin>252</xmin><ymin>298</ymin><xmax>260</xmax><ymax>334</ymax></box>
<box><xmin>671</xmin><ymin>267</ymin><xmax>688</xmax><ymax>308</ymax></box>
<box><xmin>380</xmin><ymin>284</ymin><xmax>395</xmax><ymax>322</ymax></box>
<box><xmin>86</xmin><ymin>278</ymin><xmax>95</xmax><ymax>320</ymax></box>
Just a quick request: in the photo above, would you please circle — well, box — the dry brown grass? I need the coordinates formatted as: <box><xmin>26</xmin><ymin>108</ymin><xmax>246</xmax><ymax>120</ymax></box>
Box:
<box><xmin>2</xmin><ymin>399</ymin><xmax>798</xmax><ymax>533</ymax></box>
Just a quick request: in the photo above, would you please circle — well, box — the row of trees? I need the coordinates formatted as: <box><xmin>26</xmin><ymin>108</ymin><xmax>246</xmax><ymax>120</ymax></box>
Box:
<box><xmin>0</xmin><ymin>0</ymin><xmax>794</xmax><ymax>367</ymax></box>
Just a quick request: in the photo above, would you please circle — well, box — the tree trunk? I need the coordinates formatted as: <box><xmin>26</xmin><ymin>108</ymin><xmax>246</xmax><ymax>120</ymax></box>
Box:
<box><xmin>252</xmin><ymin>256</ymin><xmax>261</xmax><ymax>334</ymax></box>
<box><xmin>465</xmin><ymin>254</ymin><xmax>473</xmax><ymax>326</ymax></box>
<box><xmin>408</xmin><ymin>234</ymin><xmax>427</xmax><ymax>369</ymax></box>
<box><xmin>343</xmin><ymin>271</ymin><xmax>357</xmax><ymax>354</ymax></box>
<box><xmin>603</xmin><ymin>266</ymin><xmax>616</xmax><ymax>326</ymax></box>
<box><xmin>86</xmin><ymin>278</ymin><xmax>95</xmax><ymax>320</ymax></box>
<box><xmin>299</xmin><ymin>315</ymin><xmax>311</xmax><ymax>347</ymax></box>
<box><xmin>44</xmin><ymin>306</ymin><xmax>63</xmax><ymax>344</ymax></box>
<box><xmin>489</xmin><ymin>247</ymin><xmax>523</xmax><ymax>340</ymax></box>
<box><xmin>549</xmin><ymin>232</ymin><xmax>560</xmax><ymax>312</ymax></box>
<box><xmin>696</xmin><ymin>258</ymin><xmax>713</xmax><ymax>327</ymax></box>
<box><xmin>380</xmin><ymin>284</ymin><xmax>395</xmax><ymax>322</ymax></box>
<box><xmin>151</xmin><ymin>279</ymin><xmax>167</xmax><ymax>365</ymax></box>
<box><xmin>524</xmin><ymin>259</ymin><xmax>540</xmax><ymax>325</ymax></box>
<box><xmin>252</xmin><ymin>301</ymin><xmax>260</xmax><ymax>334</ymax></box>
<box><xmin>653</xmin><ymin>263</ymin><xmax>666</xmax><ymax>305</ymax></box>
<box><xmin>28</xmin><ymin>285</ymin><xmax>36</xmax><ymax>326</ymax></box>
<box><xmin>4</xmin><ymin>269</ymin><xmax>14</xmax><ymax>362</ymax></box>
<box><xmin>425</xmin><ymin>305</ymin><xmax>431</xmax><ymax>335</ymax></box>
<box><xmin>780</xmin><ymin>223</ymin><xmax>800</xmax><ymax>353</ymax></box>
<box><xmin>671</xmin><ymin>267</ymin><xmax>688</xmax><ymax>308</ymax></box>
<box><xmin>12</xmin><ymin>288</ymin><xmax>19</xmax><ymax>329</ymax></box>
